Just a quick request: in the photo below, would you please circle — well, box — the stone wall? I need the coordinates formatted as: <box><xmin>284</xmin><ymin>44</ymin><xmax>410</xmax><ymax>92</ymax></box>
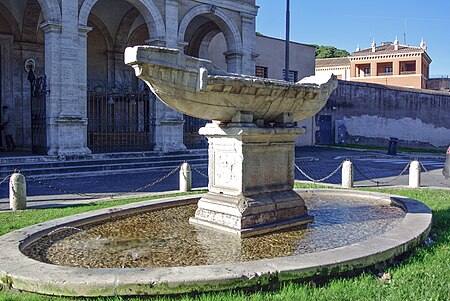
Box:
<box><xmin>320</xmin><ymin>80</ymin><xmax>450</xmax><ymax>149</ymax></box>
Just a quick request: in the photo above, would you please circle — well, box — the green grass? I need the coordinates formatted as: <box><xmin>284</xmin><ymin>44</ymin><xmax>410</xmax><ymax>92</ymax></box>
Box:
<box><xmin>0</xmin><ymin>187</ymin><xmax>449</xmax><ymax>301</ymax></box>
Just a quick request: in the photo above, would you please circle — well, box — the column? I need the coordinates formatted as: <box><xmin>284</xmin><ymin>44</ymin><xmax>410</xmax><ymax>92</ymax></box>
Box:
<box><xmin>165</xmin><ymin>0</ymin><xmax>179</xmax><ymax>48</ymax></box>
<box><xmin>151</xmin><ymin>0</ymin><xmax>186</xmax><ymax>153</ymax></box>
<box><xmin>370</xmin><ymin>62</ymin><xmax>377</xmax><ymax>77</ymax></box>
<box><xmin>77</xmin><ymin>25</ymin><xmax>93</xmax><ymax>154</ymax></box>
<box><xmin>41</xmin><ymin>0</ymin><xmax>91</xmax><ymax>156</ymax></box>
<box><xmin>224</xmin><ymin>50</ymin><xmax>244</xmax><ymax>74</ymax></box>
<box><xmin>106</xmin><ymin>52</ymin><xmax>116</xmax><ymax>83</ymax></box>
<box><xmin>41</xmin><ymin>21</ymin><xmax>62</xmax><ymax>156</ymax></box>
<box><xmin>240</xmin><ymin>13</ymin><xmax>257</xmax><ymax>75</ymax></box>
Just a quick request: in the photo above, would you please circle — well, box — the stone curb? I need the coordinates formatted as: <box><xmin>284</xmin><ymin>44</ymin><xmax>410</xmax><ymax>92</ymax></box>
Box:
<box><xmin>0</xmin><ymin>189</ymin><xmax>432</xmax><ymax>297</ymax></box>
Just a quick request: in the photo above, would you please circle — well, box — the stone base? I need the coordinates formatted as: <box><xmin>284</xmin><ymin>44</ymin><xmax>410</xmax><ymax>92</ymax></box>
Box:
<box><xmin>189</xmin><ymin>190</ymin><xmax>313</xmax><ymax>237</ymax></box>
<box><xmin>189</xmin><ymin>123</ymin><xmax>314</xmax><ymax>237</ymax></box>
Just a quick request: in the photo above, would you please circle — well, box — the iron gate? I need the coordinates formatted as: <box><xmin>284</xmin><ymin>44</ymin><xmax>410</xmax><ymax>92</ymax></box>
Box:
<box><xmin>87</xmin><ymin>81</ymin><xmax>156</xmax><ymax>153</ymax></box>
<box><xmin>30</xmin><ymin>75</ymin><xmax>48</xmax><ymax>155</ymax></box>
<box><xmin>183</xmin><ymin>115</ymin><xmax>208</xmax><ymax>149</ymax></box>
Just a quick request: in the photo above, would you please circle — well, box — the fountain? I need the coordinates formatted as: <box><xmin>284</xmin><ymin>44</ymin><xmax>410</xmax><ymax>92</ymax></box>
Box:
<box><xmin>0</xmin><ymin>47</ymin><xmax>432</xmax><ymax>297</ymax></box>
<box><xmin>124</xmin><ymin>45</ymin><xmax>337</xmax><ymax>236</ymax></box>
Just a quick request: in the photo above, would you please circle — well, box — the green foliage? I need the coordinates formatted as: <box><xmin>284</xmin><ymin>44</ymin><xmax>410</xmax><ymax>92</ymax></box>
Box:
<box><xmin>312</xmin><ymin>44</ymin><xmax>349</xmax><ymax>58</ymax></box>
<box><xmin>0</xmin><ymin>188</ymin><xmax>449</xmax><ymax>300</ymax></box>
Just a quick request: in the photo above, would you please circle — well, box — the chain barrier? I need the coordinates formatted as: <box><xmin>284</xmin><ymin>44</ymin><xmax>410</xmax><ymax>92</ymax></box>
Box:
<box><xmin>0</xmin><ymin>174</ymin><xmax>10</xmax><ymax>186</ymax></box>
<box><xmin>22</xmin><ymin>164</ymin><xmax>181</xmax><ymax>200</ymax></box>
<box><xmin>24</xmin><ymin>174</ymin><xmax>106</xmax><ymax>199</ymax></box>
<box><xmin>191</xmin><ymin>166</ymin><xmax>208</xmax><ymax>179</ymax></box>
<box><xmin>353</xmin><ymin>161</ymin><xmax>411</xmax><ymax>186</ymax></box>
<box><xmin>115</xmin><ymin>165</ymin><xmax>181</xmax><ymax>196</ymax></box>
<box><xmin>294</xmin><ymin>161</ymin><xmax>343</xmax><ymax>183</ymax></box>
<box><xmin>4</xmin><ymin>159</ymin><xmax>448</xmax><ymax>202</ymax></box>
<box><xmin>418</xmin><ymin>161</ymin><xmax>450</xmax><ymax>187</ymax></box>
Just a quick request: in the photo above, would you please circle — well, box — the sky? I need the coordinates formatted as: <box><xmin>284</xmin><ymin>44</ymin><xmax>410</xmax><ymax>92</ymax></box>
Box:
<box><xmin>255</xmin><ymin>0</ymin><xmax>450</xmax><ymax>77</ymax></box>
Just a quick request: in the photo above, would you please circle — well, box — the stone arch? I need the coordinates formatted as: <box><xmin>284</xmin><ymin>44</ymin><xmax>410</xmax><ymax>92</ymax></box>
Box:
<box><xmin>114</xmin><ymin>8</ymin><xmax>142</xmax><ymax>52</ymax></box>
<box><xmin>88</xmin><ymin>14</ymin><xmax>114</xmax><ymax>52</ymax></box>
<box><xmin>36</xmin><ymin>0</ymin><xmax>61</xmax><ymax>22</ymax></box>
<box><xmin>178</xmin><ymin>4</ymin><xmax>242</xmax><ymax>54</ymax></box>
<box><xmin>87</xmin><ymin>14</ymin><xmax>112</xmax><ymax>81</ymax></box>
<box><xmin>79</xmin><ymin>0</ymin><xmax>165</xmax><ymax>41</ymax></box>
<box><xmin>127</xmin><ymin>24</ymin><xmax>149</xmax><ymax>47</ymax></box>
<box><xmin>0</xmin><ymin>3</ymin><xmax>21</xmax><ymax>39</ymax></box>
<box><xmin>22</xmin><ymin>0</ymin><xmax>42</xmax><ymax>43</ymax></box>
<box><xmin>198</xmin><ymin>29</ymin><xmax>221</xmax><ymax>59</ymax></box>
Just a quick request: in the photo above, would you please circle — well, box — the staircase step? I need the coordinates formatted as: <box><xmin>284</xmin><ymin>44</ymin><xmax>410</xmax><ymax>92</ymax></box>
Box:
<box><xmin>0</xmin><ymin>150</ymin><xmax>208</xmax><ymax>178</ymax></box>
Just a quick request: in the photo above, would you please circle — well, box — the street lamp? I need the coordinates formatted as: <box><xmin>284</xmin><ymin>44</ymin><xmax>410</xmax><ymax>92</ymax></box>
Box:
<box><xmin>285</xmin><ymin>0</ymin><xmax>290</xmax><ymax>81</ymax></box>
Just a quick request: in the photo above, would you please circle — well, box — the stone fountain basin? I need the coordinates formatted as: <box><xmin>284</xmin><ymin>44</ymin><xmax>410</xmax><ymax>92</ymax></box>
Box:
<box><xmin>0</xmin><ymin>190</ymin><xmax>431</xmax><ymax>297</ymax></box>
<box><xmin>125</xmin><ymin>46</ymin><xmax>337</xmax><ymax>122</ymax></box>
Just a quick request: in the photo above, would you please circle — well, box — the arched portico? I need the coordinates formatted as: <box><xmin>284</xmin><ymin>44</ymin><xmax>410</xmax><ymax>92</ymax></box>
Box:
<box><xmin>79</xmin><ymin>0</ymin><xmax>165</xmax><ymax>42</ymax></box>
<box><xmin>178</xmin><ymin>4</ymin><xmax>243</xmax><ymax>73</ymax></box>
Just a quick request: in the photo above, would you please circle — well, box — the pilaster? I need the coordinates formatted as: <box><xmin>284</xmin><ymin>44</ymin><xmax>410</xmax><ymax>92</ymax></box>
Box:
<box><xmin>165</xmin><ymin>0</ymin><xmax>179</xmax><ymax>48</ymax></box>
<box><xmin>240</xmin><ymin>12</ymin><xmax>256</xmax><ymax>75</ymax></box>
<box><xmin>40</xmin><ymin>8</ymin><xmax>91</xmax><ymax>156</ymax></box>
<box><xmin>151</xmin><ymin>1</ymin><xmax>187</xmax><ymax>153</ymax></box>
<box><xmin>41</xmin><ymin>21</ymin><xmax>62</xmax><ymax>155</ymax></box>
<box><xmin>153</xmin><ymin>99</ymin><xmax>187</xmax><ymax>153</ymax></box>
<box><xmin>224</xmin><ymin>50</ymin><xmax>244</xmax><ymax>74</ymax></box>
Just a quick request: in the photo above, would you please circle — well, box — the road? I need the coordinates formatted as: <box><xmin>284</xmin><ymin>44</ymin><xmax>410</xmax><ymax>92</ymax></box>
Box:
<box><xmin>0</xmin><ymin>146</ymin><xmax>448</xmax><ymax>210</ymax></box>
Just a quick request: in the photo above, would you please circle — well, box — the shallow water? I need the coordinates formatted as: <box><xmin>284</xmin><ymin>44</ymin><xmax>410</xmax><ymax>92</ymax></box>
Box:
<box><xmin>23</xmin><ymin>194</ymin><xmax>405</xmax><ymax>268</ymax></box>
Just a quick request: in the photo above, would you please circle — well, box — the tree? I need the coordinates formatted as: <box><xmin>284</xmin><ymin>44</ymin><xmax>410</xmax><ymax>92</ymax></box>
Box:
<box><xmin>312</xmin><ymin>45</ymin><xmax>349</xmax><ymax>58</ymax></box>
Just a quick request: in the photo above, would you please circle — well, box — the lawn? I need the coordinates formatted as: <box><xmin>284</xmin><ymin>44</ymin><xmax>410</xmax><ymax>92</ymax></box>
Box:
<box><xmin>0</xmin><ymin>187</ymin><xmax>448</xmax><ymax>301</ymax></box>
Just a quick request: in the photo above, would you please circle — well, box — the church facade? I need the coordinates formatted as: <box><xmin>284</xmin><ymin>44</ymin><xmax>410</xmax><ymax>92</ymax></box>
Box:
<box><xmin>0</xmin><ymin>0</ymin><xmax>258</xmax><ymax>156</ymax></box>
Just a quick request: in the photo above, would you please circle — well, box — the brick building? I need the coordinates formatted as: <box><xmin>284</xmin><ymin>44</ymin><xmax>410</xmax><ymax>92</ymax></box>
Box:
<box><xmin>316</xmin><ymin>38</ymin><xmax>432</xmax><ymax>90</ymax></box>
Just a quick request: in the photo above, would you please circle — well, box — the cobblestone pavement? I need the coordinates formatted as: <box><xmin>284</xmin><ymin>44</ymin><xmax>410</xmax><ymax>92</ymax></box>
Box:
<box><xmin>0</xmin><ymin>146</ymin><xmax>448</xmax><ymax>210</ymax></box>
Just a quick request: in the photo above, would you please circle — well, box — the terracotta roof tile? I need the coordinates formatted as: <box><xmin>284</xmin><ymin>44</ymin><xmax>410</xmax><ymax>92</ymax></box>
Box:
<box><xmin>350</xmin><ymin>44</ymin><xmax>424</xmax><ymax>57</ymax></box>
<box><xmin>315</xmin><ymin>57</ymin><xmax>350</xmax><ymax>68</ymax></box>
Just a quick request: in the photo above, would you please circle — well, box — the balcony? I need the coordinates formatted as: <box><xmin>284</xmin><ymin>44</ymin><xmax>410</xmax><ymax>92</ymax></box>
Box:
<box><xmin>377</xmin><ymin>72</ymin><xmax>393</xmax><ymax>76</ymax></box>
<box><xmin>400</xmin><ymin>71</ymin><xmax>416</xmax><ymax>75</ymax></box>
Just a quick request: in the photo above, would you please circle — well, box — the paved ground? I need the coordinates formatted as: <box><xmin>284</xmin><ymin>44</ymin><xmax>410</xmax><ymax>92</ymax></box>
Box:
<box><xmin>0</xmin><ymin>146</ymin><xmax>448</xmax><ymax>210</ymax></box>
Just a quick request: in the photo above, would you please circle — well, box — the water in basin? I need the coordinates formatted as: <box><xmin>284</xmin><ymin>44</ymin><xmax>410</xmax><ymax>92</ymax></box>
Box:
<box><xmin>23</xmin><ymin>194</ymin><xmax>405</xmax><ymax>268</ymax></box>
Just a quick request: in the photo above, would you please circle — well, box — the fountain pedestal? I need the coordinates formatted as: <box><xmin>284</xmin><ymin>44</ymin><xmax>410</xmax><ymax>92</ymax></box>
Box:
<box><xmin>189</xmin><ymin>123</ymin><xmax>313</xmax><ymax>237</ymax></box>
<box><xmin>125</xmin><ymin>45</ymin><xmax>337</xmax><ymax>237</ymax></box>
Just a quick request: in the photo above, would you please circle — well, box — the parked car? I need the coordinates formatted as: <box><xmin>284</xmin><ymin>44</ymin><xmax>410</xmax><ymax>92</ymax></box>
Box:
<box><xmin>443</xmin><ymin>146</ymin><xmax>450</xmax><ymax>179</ymax></box>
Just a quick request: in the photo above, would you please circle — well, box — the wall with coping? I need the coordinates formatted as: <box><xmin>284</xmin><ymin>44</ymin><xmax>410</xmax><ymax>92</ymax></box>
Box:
<box><xmin>321</xmin><ymin>80</ymin><xmax>450</xmax><ymax>149</ymax></box>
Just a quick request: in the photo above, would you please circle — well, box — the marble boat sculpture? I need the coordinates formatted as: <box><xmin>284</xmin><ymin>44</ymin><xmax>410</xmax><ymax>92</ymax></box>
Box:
<box><xmin>125</xmin><ymin>46</ymin><xmax>338</xmax><ymax>237</ymax></box>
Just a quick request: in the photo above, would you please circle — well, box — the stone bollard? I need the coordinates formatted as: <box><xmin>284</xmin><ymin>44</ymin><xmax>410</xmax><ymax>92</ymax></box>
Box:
<box><xmin>409</xmin><ymin>160</ymin><xmax>421</xmax><ymax>188</ymax></box>
<box><xmin>342</xmin><ymin>160</ymin><xmax>354</xmax><ymax>188</ymax></box>
<box><xmin>179</xmin><ymin>162</ymin><xmax>192</xmax><ymax>192</ymax></box>
<box><xmin>9</xmin><ymin>172</ymin><xmax>27</xmax><ymax>210</ymax></box>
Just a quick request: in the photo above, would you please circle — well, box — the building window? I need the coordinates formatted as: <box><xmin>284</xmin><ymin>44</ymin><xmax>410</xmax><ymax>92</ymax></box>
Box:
<box><xmin>283</xmin><ymin>70</ymin><xmax>298</xmax><ymax>82</ymax></box>
<box><xmin>356</xmin><ymin>64</ymin><xmax>371</xmax><ymax>77</ymax></box>
<box><xmin>255</xmin><ymin>66</ymin><xmax>268</xmax><ymax>78</ymax></box>
<box><xmin>400</xmin><ymin>61</ymin><xmax>416</xmax><ymax>75</ymax></box>
<box><xmin>377</xmin><ymin>62</ymin><xmax>393</xmax><ymax>76</ymax></box>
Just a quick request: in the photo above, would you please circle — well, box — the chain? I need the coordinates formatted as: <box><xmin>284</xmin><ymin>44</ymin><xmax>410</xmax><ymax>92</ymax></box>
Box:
<box><xmin>418</xmin><ymin>161</ymin><xmax>450</xmax><ymax>187</ymax></box>
<box><xmin>295</xmin><ymin>161</ymin><xmax>343</xmax><ymax>183</ymax></box>
<box><xmin>353</xmin><ymin>161</ymin><xmax>411</xmax><ymax>186</ymax></box>
<box><xmin>23</xmin><ymin>164</ymin><xmax>181</xmax><ymax>200</ymax></box>
<box><xmin>191</xmin><ymin>166</ymin><xmax>208</xmax><ymax>179</ymax></box>
<box><xmin>24</xmin><ymin>174</ymin><xmax>105</xmax><ymax>199</ymax></box>
<box><xmin>119</xmin><ymin>164</ymin><xmax>181</xmax><ymax>195</ymax></box>
<box><xmin>0</xmin><ymin>174</ymin><xmax>10</xmax><ymax>186</ymax></box>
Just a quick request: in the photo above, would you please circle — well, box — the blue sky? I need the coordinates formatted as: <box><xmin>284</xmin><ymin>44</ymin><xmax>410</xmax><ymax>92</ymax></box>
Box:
<box><xmin>255</xmin><ymin>0</ymin><xmax>450</xmax><ymax>77</ymax></box>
